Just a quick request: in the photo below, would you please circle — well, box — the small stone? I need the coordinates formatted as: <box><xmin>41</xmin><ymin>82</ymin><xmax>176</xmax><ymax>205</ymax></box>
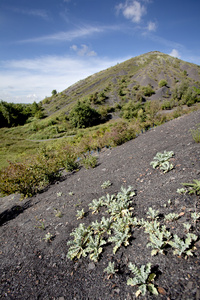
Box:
<box><xmin>88</xmin><ymin>262</ymin><xmax>95</xmax><ymax>270</ymax></box>
<box><xmin>186</xmin><ymin>281</ymin><xmax>193</xmax><ymax>290</ymax></box>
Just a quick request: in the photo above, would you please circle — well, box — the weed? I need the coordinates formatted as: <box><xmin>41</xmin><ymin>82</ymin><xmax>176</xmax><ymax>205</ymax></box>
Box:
<box><xmin>43</xmin><ymin>232</ymin><xmax>53</xmax><ymax>242</ymax></box>
<box><xmin>86</xmin><ymin>235</ymin><xmax>107</xmax><ymax>262</ymax></box>
<box><xmin>164</xmin><ymin>213</ymin><xmax>179</xmax><ymax>222</ymax></box>
<box><xmin>177</xmin><ymin>188</ymin><xmax>187</xmax><ymax>194</ymax></box>
<box><xmin>127</xmin><ymin>263</ymin><xmax>158</xmax><ymax>297</ymax></box>
<box><xmin>81</xmin><ymin>154</ymin><xmax>98</xmax><ymax>169</ymax></box>
<box><xmin>76</xmin><ymin>208</ymin><xmax>85</xmax><ymax>220</ymax></box>
<box><xmin>104</xmin><ymin>262</ymin><xmax>117</xmax><ymax>278</ymax></box>
<box><xmin>147</xmin><ymin>207</ymin><xmax>159</xmax><ymax>220</ymax></box>
<box><xmin>150</xmin><ymin>150</ymin><xmax>174</xmax><ymax>173</ymax></box>
<box><xmin>182</xmin><ymin>179</ymin><xmax>200</xmax><ymax>195</ymax></box>
<box><xmin>168</xmin><ymin>233</ymin><xmax>198</xmax><ymax>257</ymax></box>
<box><xmin>101</xmin><ymin>180</ymin><xmax>112</xmax><ymax>189</ymax></box>
<box><xmin>67</xmin><ymin>223</ymin><xmax>92</xmax><ymax>260</ymax></box>
<box><xmin>190</xmin><ymin>125</ymin><xmax>200</xmax><ymax>143</ymax></box>
<box><xmin>108</xmin><ymin>225</ymin><xmax>131</xmax><ymax>254</ymax></box>
<box><xmin>54</xmin><ymin>209</ymin><xmax>63</xmax><ymax>218</ymax></box>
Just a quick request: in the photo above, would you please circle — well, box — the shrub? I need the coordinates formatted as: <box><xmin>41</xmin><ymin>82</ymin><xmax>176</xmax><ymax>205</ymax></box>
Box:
<box><xmin>159</xmin><ymin>79</ymin><xmax>168</xmax><ymax>88</ymax></box>
<box><xmin>81</xmin><ymin>154</ymin><xmax>98</xmax><ymax>169</ymax></box>
<box><xmin>190</xmin><ymin>125</ymin><xmax>200</xmax><ymax>143</ymax></box>
<box><xmin>0</xmin><ymin>149</ymin><xmax>61</xmax><ymax>198</ymax></box>
<box><xmin>69</xmin><ymin>101</ymin><xmax>101</xmax><ymax>128</ymax></box>
<box><xmin>141</xmin><ymin>85</ymin><xmax>155</xmax><ymax>97</ymax></box>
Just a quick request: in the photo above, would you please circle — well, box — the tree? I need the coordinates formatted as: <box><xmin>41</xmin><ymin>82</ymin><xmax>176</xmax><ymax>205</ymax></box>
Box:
<box><xmin>51</xmin><ymin>89</ymin><xmax>57</xmax><ymax>96</ymax></box>
<box><xmin>69</xmin><ymin>101</ymin><xmax>101</xmax><ymax>128</ymax></box>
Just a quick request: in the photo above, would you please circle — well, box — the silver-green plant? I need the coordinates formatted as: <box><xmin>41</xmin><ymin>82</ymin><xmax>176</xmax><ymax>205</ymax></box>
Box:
<box><xmin>67</xmin><ymin>223</ymin><xmax>92</xmax><ymax>260</ymax></box>
<box><xmin>43</xmin><ymin>232</ymin><xmax>53</xmax><ymax>242</ymax></box>
<box><xmin>127</xmin><ymin>263</ymin><xmax>158</xmax><ymax>297</ymax></box>
<box><xmin>89</xmin><ymin>197</ymin><xmax>104</xmax><ymax>214</ymax></box>
<box><xmin>147</xmin><ymin>207</ymin><xmax>159</xmax><ymax>220</ymax></box>
<box><xmin>86</xmin><ymin>235</ymin><xmax>107</xmax><ymax>262</ymax></box>
<box><xmin>183</xmin><ymin>223</ymin><xmax>192</xmax><ymax>232</ymax></box>
<box><xmin>168</xmin><ymin>233</ymin><xmax>198</xmax><ymax>257</ymax></box>
<box><xmin>146</xmin><ymin>225</ymin><xmax>171</xmax><ymax>256</ymax></box>
<box><xmin>177</xmin><ymin>188</ymin><xmax>187</xmax><ymax>194</ymax></box>
<box><xmin>164</xmin><ymin>212</ymin><xmax>179</xmax><ymax>222</ymax></box>
<box><xmin>76</xmin><ymin>208</ymin><xmax>85</xmax><ymax>220</ymax></box>
<box><xmin>101</xmin><ymin>180</ymin><xmax>112</xmax><ymax>189</ymax></box>
<box><xmin>104</xmin><ymin>262</ymin><xmax>117</xmax><ymax>278</ymax></box>
<box><xmin>150</xmin><ymin>150</ymin><xmax>174</xmax><ymax>173</ymax></box>
<box><xmin>109</xmin><ymin>220</ymin><xmax>131</xmax><ymax>254</ymax></box>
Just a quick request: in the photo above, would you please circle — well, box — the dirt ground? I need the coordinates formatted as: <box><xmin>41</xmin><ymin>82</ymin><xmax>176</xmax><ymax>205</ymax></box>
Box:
<box><xmin>0</xmin><ymin>110</ymin><xmax>200</xmax><ymax>300</ymax></box>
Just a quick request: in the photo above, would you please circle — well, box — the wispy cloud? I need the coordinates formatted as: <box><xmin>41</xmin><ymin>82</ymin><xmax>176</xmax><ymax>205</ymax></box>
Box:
<box><xmin>70</xmin><ymin>44</ymin><xmax>97</xmax><ymax>56</ymax></box>
<box><xmin>19</xmin><ymin>25</ymin><xmax>106</xmax><ymax>43</ymax></box>
<box><xmin>147</xmin><ymin>21</ymin><xmax>157</xmax><ymax>32</ymax></box>
<box><xmin>0</xmin><ymin>55</ymin><xmax>129</xmax><ymax>103</ymax></box>
<box><xmin>9</xmin><ymin>7</ymin><xmax>49</xmax><ymax>20</ymax></box>
<box><xmin>169</xmin><ymin>49</ymin><xmax>181</xmax><ymax>58</ymax></box>
<box><xmin>116</xmin><ymin>0</ymin><xmax>146</xmax><ymax>23</ymax></box>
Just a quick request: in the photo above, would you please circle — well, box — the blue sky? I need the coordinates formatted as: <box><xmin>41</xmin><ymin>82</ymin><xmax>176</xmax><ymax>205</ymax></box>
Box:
<box><xmin>0</xmin><ymin>0</ymin><xmax>200</xmax><ymax>103</ymax></box>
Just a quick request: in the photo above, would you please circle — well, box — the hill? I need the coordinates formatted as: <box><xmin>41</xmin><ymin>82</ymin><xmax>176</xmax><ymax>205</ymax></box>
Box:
<box><xmin>42</xmin><ymin>51</ymin><xmax>200</xmax><ymax>115</ymax></box>
<box><xmin>0</xmin><ymin>110</ymin><xmax>200</xmax><ymax>299</ymax></box>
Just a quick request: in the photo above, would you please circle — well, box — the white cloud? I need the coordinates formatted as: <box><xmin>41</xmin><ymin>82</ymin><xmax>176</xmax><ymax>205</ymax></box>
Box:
<box><xmin>19</xmin><ymin>26</ymin><xmax>105</xmax><ymax>43</ymax></box>
<box><xmin>70</xmin><ymin>44</ymin><xmax>97</xmax><ymax>57</ymax></box>
<box><xmin>147</xmin><ymin>21</ymin><xmax>156</xmax><ymax>31</ymax></box>
<box><xmin>10</xmin><ymin>7</ymin><xmax>49</xmax><ymax>20</ymax></box>
<box><xmin>169</xmin><ymin>49</ymin><xmax>181</xmax><ymax>58</ymax></box>
<box><xmin>0</xmin><ymin>55</ymin><xmax>129</xmax><ymax>103</ymax></box>
<box><xmin>116</xmin><ymin>0</ymin><xmax>146</xmax><ymax>23</ymax></box>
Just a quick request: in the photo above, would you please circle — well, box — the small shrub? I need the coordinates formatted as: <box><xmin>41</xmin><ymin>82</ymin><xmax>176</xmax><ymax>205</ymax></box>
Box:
<box><xmin>159</xmin><ymin>79</ymin><xmax>168</xmax><ymax>88</ymax></box>
<box><xmin>81</xmin><ymin>154</ymin><xmax>98</xmax><ymax>169</ymax></box>
<box><xmin>150</xmin><ymin>151</ymin><xmax>174</xmax><ymax>173</ymax></box>
<box><xmin>190</xmin><ymin>125</ymin><xmax>200</xmax><ymax>143</ymax></box>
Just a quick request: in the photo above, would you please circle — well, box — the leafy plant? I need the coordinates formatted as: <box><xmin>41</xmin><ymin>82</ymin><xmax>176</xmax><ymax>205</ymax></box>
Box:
<box><xmin>101</xmin><ymin>180</ymin><xmax>112</xmax><ymax>189</ymax></box>
<box><xmin>86</xmin><ymin>235</ymin><xmax>107</xmax><ymax>262</ymax></box>
<box><xmin>150</xmin><ymin>150</ymin><xmax>174</xmax><ymax>173</ymax></box>
<box><xmin>190</xmin><ymin>125</ymin><xmax>200</xmax><ymax>143</ymax></box>
<box><xmin>147</xmin><ymin>207</ymin><xmax>159</xmax><ymax>220</ymax></box>
<box><xmin>108</xmin><ymin>225</ymin><xmax>131</xmax><ymax>254</ymax></box>
<box><xmin>104</xmin><ymin>262</ymin><xmax>117</xmax><ymax>277</ymax></box>
<box><xmin>81</xmin><ymin>154</ymin><xmax>98</xmax><ymax>169</ymax></box>
<box><xmin>146</xmin><ymin>223</ymin><xmax>171</xmax><ymax>256</ymax></box>
<box><xmin>54</xmin><ymin>209</ymin><xmax>63</xmax><ymax>218</ymax></box>
<box><xmin>168</xmin><ymin>233</ymin><xmax>198</xmax><ymax>257</ymax></box>
<box><xmin>43</xmin><ymin>232</ymin><xmax>53</xmax><ymax>242</ymax></box>
<box><xmin>164</xmin><ymin>213</ymin><xmax>179</xmax><ymax>222</ymax></box>
<box><xmin>177</xmin><ymin>188</ymin><xmax>187</xmax><ymax>194</ymax></box>
<box><xmin>76</xmin><ymin>208</ymin><xmax>85</xmax><ymax>220</ymax></box>
<box><xmin>67</xmin><ymin>223</ymin><xmax>92</xmax><ymax>260</ymax></box>
<box><xmin>127</xmin><ymin>263</ymin><xmax>158</xmax><ymax>297</ymax></box>
<box><xmin>182</xmin><ymin>179</ymin><xmax>200</xmax><ymax>195</ymax></box>
<box><xmin>89</xmin><ymin>197</ymin><xmax>104</xmax><ymax>214</ymax></box>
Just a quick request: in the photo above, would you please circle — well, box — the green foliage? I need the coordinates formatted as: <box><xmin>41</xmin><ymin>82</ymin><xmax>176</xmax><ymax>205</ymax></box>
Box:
<box><xmin>177</xmin><ymin>188</ymin><xmax>187</xmax><ymax>194</ymax></box>
<box><xmin>141</xmin><ymin>85</ymin><xmax>155</xmax><ymax>97</ymax></box>
<box><xmin>81</xmin><ymin>154</ymin><xmax>98</xmax><ymax>169</ymax></box>
<box><xmin>168</xmin><ymin>233</ymin><xmax>198</xmax><ymax>257</ymax></box>
<box><xmin>51</xmin><ymin>89</ymin><xmax>57</xmax><ymax>96</ymax></box>
<box><xmin>43</xmin><ymin>232</ymin><xmax>53</xmax><ymax>242</ymax></box>
<box><xmin>0</xmin><ymin>147</ymin><xmax>63</xmax><ymax>197</ymax></box>
<box><xmin>76</xmin><ymin>209</ymin><xmax>85</xmax><ymax>220</ymax></box>
<box><xmin>164</xmin><ymin>213</ymin><xmax>179</xmax><ymax>222</ymax></box>
<box><xmin>108</xmin><ymin>221</ymin><xmax>131</xmax><ymax>254</ymax></box>
<box><xmin>182</xmin><ymin>179</ymin><xmax>200</xmax><ymax>195</ymax></box>
<box><xmin>159</xmin><ymin>79</ymin><xmax>168</xmax><ymax>88</ymax></box>
<box><xmin>101</xmin><ymin>180</ymin><xmax>112</xmax><ymax>189</ymax></box>
<box><xmin>145</xmin><ymin>221</ymin><xmax>171</xmax><ymax>256</ymax></box>
<box><xmin>190</xmin><ymin>124</ymin><xmax>200</xmax><ymax>143</ymax></box>
<box><xmin>104</xmin><ymin>262</ymin><xmax>117</xmax><ymax>276</ymax></box>
<box><xmin>69</xmin><ymin>100</ymin><xmax>101</xmax><ymax>128</ymax></box>
<box><xmin>127</xmin><ymin>263</ymin><xmax>158</xmax><ymax>297</ymax></box>
<box><xmin>147</xmin><ymin>207</ymin><xmax>159</xmax><ymax>220</ymax></box>
<box><xmin>67</xmin><ymin>223</ymin><xmax>92</xmax><ymax>260</ymax></box>
<box><xmin>86</xmin><ymin>235</ymin><xmax>107</xmax><ymax>262</ymax></box>
<box><xmin>150</xmin><ymin>150</ymin><xmax>174</xmax><ymax>173</ymax></box>
<box><xmin>0</xmin><ymin>100</ymin><xmax>44</xmax><ymax>128</ymax></box>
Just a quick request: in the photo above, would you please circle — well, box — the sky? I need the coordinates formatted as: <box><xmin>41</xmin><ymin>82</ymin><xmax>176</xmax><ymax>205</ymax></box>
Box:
<box><xmin>0</xmin><ymin>0</ymin><xmax>200</xmax><ymax>103</ymax></box>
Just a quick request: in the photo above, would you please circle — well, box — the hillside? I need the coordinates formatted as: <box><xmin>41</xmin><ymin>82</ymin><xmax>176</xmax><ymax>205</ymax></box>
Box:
<box><xmin>42</xmin><ymin>51</ymin><xmax>200</xmax><ymax>115</ymax></box>
<box><xmin>0</xmin><ymin>110</ymin><xmax>200</xmax><ymax>299</ymax></box>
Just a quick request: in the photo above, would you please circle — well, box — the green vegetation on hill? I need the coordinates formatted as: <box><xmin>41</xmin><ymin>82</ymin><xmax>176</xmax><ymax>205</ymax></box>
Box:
<box><xmin>0</xmin><ymin>51</ymin><xmax>200</xmax><ymax>196</ymax></box>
